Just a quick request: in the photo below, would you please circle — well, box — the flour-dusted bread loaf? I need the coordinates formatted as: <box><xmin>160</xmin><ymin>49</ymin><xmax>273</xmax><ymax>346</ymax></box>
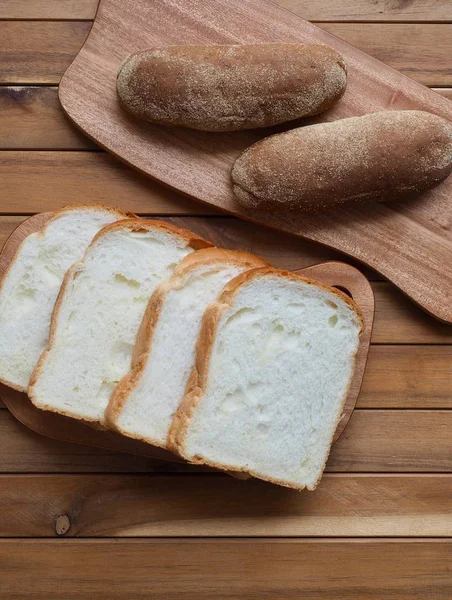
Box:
<box><xmin>232</xmin><ymin>110</ymin><xmax>452</xmax><ymax>212</ymax></box>
<box><xmin>106</xmin><ymin>248</ymin><xmax>268</xmax><ymax>447</ymax></box>
<box><xmin>169</xmin><ymin>268</ymin><xmax>363</xmax><ymax>490</ymax></box>
<box><xmin>117</xmin><ymin>44</ymin><xmax>346</xmax><ymax>131</ymax></box>
<box><xmin>0</xmin><ymin>205</ymin><xmax>130</xmax><ymax>392</ymax></box>
<box><xmin>29</xmin><ymin>219</ymin><xmax>211</xmax><ymax>425</ymax></box>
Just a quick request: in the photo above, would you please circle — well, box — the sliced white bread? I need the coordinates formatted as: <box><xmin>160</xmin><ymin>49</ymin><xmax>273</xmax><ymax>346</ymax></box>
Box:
<box><xmin>168</xmin><ymin>268</ymin><xmax>363</xmax><ymax>491</ymax></box>
<box><xmin>0</xmin><ymin>205</ymin><xmax>130</xmax><ymax>392</ymax></box>
<box><xmin>106</xmin><ymin>248</ymin><xmax>268</xmax><ymax>447</ymax></box>
<box><xmin>29</xmin><ymin>219</ymin><xmax>211</xmax><ymax>424</ymax></box>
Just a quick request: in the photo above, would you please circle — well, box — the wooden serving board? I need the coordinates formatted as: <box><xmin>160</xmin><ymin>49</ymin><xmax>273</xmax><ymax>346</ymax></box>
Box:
<box><xmin>0</xmin><ymin>213</ymin><xmax>374</xmax><ymax>462</ymax></box>
<box><xmin>58</xmin><ymin>0</ymin><xmax>452</xmax><ymax>323</ymax></box>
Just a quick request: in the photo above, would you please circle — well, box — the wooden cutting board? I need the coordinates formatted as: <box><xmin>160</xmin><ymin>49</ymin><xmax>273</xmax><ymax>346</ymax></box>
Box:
<box><xmin>58</xmin><ymin>0</ymin><xmax>452</xmax><ymax>323</ymax></box>
<box><xmin>0</xmin><ymin>213</ymin><xmax>374</xmax><ymax>462</ymax></box>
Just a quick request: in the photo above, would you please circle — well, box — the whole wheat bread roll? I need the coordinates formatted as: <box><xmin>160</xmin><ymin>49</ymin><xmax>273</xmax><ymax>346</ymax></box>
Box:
<box><xmin>231</xmin><ymin>110</ymin><xmax>452</xmax><ymax>212</ymax></box>
<box><xmin>116</xmin><ymin>44</ymin><xmax>346</xmax><ymax>132</ymax></box>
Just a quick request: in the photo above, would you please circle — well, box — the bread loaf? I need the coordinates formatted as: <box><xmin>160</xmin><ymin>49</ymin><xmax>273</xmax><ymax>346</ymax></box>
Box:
<box><xmin>168</xmin><ymin>268</ymin><xmax>363</xmax><ymax>491</ymax></box>
<box><xmin>117</xmin><ymin>44</ymin><xmax>346</xmax><ymax>131</ymax></box>
<box><xmin>0</xmin><ymin>205</ymin><xmax>130</xmax><ymax>392</ymax></box>
<box><xmin>29</xmin><ymin>219</ymin><xmax>211</xmax><ymax>425</ymax></box>
<box><xmin>231</xmin><ymin>110</ymin><xmax>452</xmax><ymax>212</ymax></box>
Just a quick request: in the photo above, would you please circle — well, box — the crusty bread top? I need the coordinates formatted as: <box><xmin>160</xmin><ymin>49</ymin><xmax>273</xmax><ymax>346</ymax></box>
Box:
<box><xmin>49</xmin><ymin>203</ymin><xmax>134</xmax><ymax>221</ymax></box>
<box><xmin>169</xmin><ymin>247</ymin><xmax>269</xmax><ymax>275</ymax></box>
<box><xmin>117</xmin><ymin>43</ymin><xmax>347</xmax><ymax>131</ymax></box>
<box><xmin>219</xmin><ymin>267</ymin><xmax>364</xmax><ymax>331</ymax></box>
<box><xmin>87</xmin><ymin>218</ymin><xmax>213</xmax><ymax>251</ymax></box>
<box><xmin>0</xmin><ymin>204</ymin><xmax>133</xmax><ymax>287</ymax></box>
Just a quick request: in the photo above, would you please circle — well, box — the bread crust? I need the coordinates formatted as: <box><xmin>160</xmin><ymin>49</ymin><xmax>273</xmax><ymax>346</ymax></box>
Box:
<box><xmin>117</xmin><ymin>43</ymin><xmax>346</xmax><ymax>131</ymax></box>
<box><xmin>105</xmin><ymin>248</ymin><xmax>269</xmax><ymax>446</ymax></box>
<box><xmin>167</xmin><ymin>267</ymin><xmax>364</xmax><ymax>490</ymax></box>
<box><xmin>231</xmin><ymin>110</ymin><xmax>452</xmax><ymax>212</ymax></box>
<box><xmin>0</xmin><ymin>204</ymin><xmax>133</xmax><ymax>393</ymax></box>
<box><xmin>28</xmin><ymin>219</ymin><xmax>213</xmax><ymax>422</ymax></box>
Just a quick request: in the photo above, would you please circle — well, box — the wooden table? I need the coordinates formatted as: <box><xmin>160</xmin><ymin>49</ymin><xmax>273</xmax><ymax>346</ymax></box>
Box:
<box><xmin>1</xmin><ymin>1</ymin><xmax>452</xmax><ymax>598</ymax></box>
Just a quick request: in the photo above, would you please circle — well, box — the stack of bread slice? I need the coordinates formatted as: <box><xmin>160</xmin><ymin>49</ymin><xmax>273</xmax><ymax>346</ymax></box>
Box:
<box><xmin>0</xmin><ymin>204</ymin><xmax>363</xmax><ymax>490</ymax></box>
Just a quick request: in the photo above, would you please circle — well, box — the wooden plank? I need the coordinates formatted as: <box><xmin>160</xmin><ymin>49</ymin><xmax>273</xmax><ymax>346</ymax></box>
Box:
<box><xmin>1</xmin><ymin>346</ymin><xmax>451</xmax><ymax>411</ymax></box>
<box><xmin>329</xmin><ymin>410</ymin><xmax>452</xmax><ymax>472</ymax></box>
<box><xmin>274</xmin><ymin>0</ymin><xmax>452</xmax><ymax>22</ymax></box>
<box><xmin>2</xmin><ymin>22</ymin><xmax>452</xmax><ymax>86</ymax></box>
<box><xmin>0</xmin><ymin>87</ymin><xmax>95</xmax><ymax>150</ymax></box>
<box><xmin>0</xmin><ymin>152</ymin><xmax>217</xmax><ymax>214</ymax></box>
<box><xmin>320</xmin><ymin>23</ymin><xmax>452</xmax><ymax>86</ymax></box>
<box><xmin>0</xmin><ymin>539</ymin><xmax>451</xmax><ymax>599</ymax></box>
<box><xmin>3</xmin><ymin>0</ymin><xmax>452</xmax><ymax>22</ymax></box>
<box><xmin>372</xmin><ymin>282</ymin><xmax>452</xmax><ymax>344</ymax></box>
<box><xmin>2</xmin><ymin>86</ymin><xmax>451</xmax><ymax>150</ymax></box>
<box><xmin>360</xmin><ymin>346</ymin><xmax>452</xmax><ymax>409</ymax></box>
<box><xmin>0</xmin><ymin>474</ymin><xmax>451</xmax><ymax>537</ymax></box>
<box><xmin>0</xmin><ymin>410</ymin><xmax>201</xmax><ymax>473</ymax></box>
<box><xmin>0</xmin><ymin>409</ymin><xmax>451</xmax><ymax>473</ymax></box>
<box><xmin>0</xmin><ymin>22</ymin><xmax>91</xmax><ymax>84</ymax></box>
<box><xmin>0</xmin><ymin>0</ymin><xmax>97</xmax><ymax>20</ymax></box>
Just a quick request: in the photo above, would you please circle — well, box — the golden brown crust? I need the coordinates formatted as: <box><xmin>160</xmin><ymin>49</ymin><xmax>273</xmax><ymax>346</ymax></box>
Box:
<box><xmin>106</xmin><ymin>248</ymin><xmax>269</xmax><ymax>444</ymax></box>
<box><xmin>28</xmin><ymin>260</ymin><xmax>83</xmax><ymax>415</ymax></box>
<box><xmin>168</xmin><ymin>267</ymin><xmax>364</xmax><ymax>489</ymax></box>
<box><xmin>231</xmin><ymin>110</ymin><xmax>452</xmax><ymax>212</ymax></box>
<box><xmin>117</xmin><ymin>44</ymin><xmax>346</xmax><ymax>132</ymax></box>
<box><xmin>87</xmin><ymin>218</ymin><xmax>212</xmax><ymax>252</ymax></box>
<box><xmin>218</xmin><ymin>267</ymin><xmax>364</xmax><ymax>331</ymax></box>
<box><xmin>28</xmin><ymin>219</ymin><xmax>212</xmax><ymax>422</ymax></box>
<box><xmin>0</xmin><ymin>205</ymin><xmax>133</xmax><ymax>393</ymax></box>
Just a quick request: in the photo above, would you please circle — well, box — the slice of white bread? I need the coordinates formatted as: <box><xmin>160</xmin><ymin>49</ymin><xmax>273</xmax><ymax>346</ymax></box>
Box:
<box><xmin>0</xmin><ymin>205</ymin><xmax>130</xmax><ymax>392</ymax></box>
<box><xmin>105</xmin><ymin>248</ymin><xmax>268</xmax><ymax>447</ymax></box>
<box><xmin>28</xmin><ymin>219</ymin><xmax>211</xmax><ymax>425</ymax></box>
<box><xmin>168</xmin><ymin>268</ymin><xmax>363</xmax><ymax>490</ymax></box>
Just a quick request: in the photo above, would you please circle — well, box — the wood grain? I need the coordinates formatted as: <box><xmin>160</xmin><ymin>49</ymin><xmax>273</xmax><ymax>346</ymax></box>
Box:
<box><xmin>0</xmin><ymin>539</ymin><xmax>451</xmax><ymax>599</ymax></box>
<box><xmin>360</xmin><ymin>346</ymin><xmax>452</xmax><ymax>408</ymax></box>
<box><xmin>322</xmin><ymin>23</ymin><xmax>452</xmax><ymax>86</ymax></box>
<box><xmin>329</xmin><ymin>410</ymin><xmax>452</xmax><ymax>472</ymax></box>
<box><xmin>0</xmin><ymin>87</ymin><xmax>95</xmax><ymax>150</ymax></box>
<box><xmin>0</xmin><ymin>410</ymin><xmax>451</xmax><ymax>473</ymax></box>
<box><xmin>1</xmin><ymin>474</ymin><xmax>452</xmax><ymax>537</ymax></box>
<box><xmin>59</xmin><ymin>0</ymin><xmax>452</xmax><ymax>322</ymax></box>
<box><xmin>0</xmin><ymin>21</ymin><xmax>91</xmax><ymax>84</ymax></box>
<box><xmin>2</xmin><ymin>86</ymin><xmax>451</xmax><ymax>150</ymax></box>
<box><xmin>3</xmin><ymin>21</ymin><xmax>452</xmax><ymax>85</ymax></box>
<box><xmin>3</xmin><ymin>0</ymin><xmax>452</xmax><ymax>21</ymax></box>
<box><xmin>274</xmin><ymin>0</ymin><xmax>452</xmax><ymax>22</ymax></box>
<box><xmin>0</xmin><ymin>152</ymin><xmax>216</xmax><ymax>214</ymax></box>
<box><xmin>0</xmin><ymin>0</ymin><xmax>97</xmax><ymax>19</ymax></box>
<box><xmin>372</xmin><ymin>282</ymin><xmax>452</xmax><ymax>343</ymax></box>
